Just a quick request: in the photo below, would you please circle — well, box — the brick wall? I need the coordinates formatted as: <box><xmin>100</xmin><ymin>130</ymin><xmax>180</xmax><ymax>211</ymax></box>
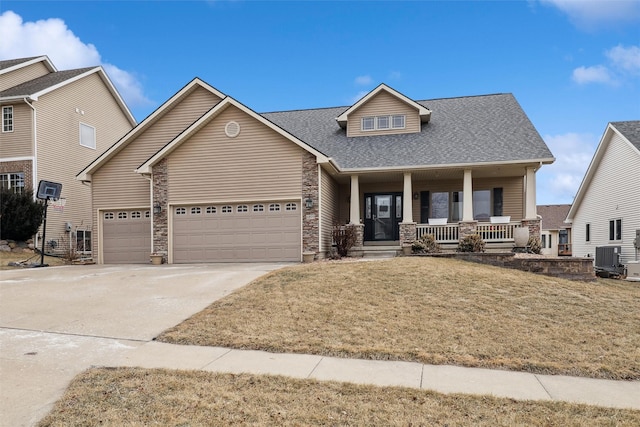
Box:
<box><xmin>0</xmin><ymin>159</ymin><xmax>33</xmax><ymax>191</ymax></box>
<box><xmin>152</xmin><ymin>158</ymin><xmax>168</xmax><ymax>261</ymax></box>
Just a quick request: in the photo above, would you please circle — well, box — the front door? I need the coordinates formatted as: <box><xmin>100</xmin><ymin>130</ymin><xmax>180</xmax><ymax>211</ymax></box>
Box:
<box><xmin>364</xmin><ymin>193</ymin><xmax>402</xmax><ymax>241</ymax></box>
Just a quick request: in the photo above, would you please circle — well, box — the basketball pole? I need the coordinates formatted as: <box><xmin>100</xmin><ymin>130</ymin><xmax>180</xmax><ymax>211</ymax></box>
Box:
<box><xmin>39</xmin><ymin>197</ymin><xmax>49</xmax><ymax>267</ymax></box>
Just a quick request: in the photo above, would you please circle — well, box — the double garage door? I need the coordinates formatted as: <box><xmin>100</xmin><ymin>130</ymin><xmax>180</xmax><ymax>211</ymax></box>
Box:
<box><xmin>102</xmin><ymin>210</ymin><xmax>151</xmax><ymax>264</ymax></box>
<box><xmin>173</xmin><ymin>200</ymin><xmax>301</xmax><ymax>263</ymax></box>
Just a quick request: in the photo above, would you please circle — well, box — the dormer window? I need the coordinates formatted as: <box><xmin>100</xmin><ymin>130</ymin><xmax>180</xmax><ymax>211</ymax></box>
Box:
<box><xmin>361</xmin><ymin>115</ymin><xmax>406</xmax><ymax>131</ymax></box>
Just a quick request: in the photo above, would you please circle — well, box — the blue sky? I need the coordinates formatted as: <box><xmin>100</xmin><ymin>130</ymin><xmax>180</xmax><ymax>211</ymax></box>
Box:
<box><xmin>1</xmin><ymin>0</ymin><xmax>639</xmax><ymax>205</ymax></box>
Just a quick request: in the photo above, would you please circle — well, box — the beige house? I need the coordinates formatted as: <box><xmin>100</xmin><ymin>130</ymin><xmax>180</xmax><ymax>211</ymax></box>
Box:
<box><xmin>537</xmin><ymin>204</ymin><xmax>572</xmax><ymax>256</ymax></box>
<box><xmin>0</xmin><ymin>56</ymin><xmax>136</xmax><ymax>253</ymax></box>
<box><xmin>566</xmin><ymin>121</ymin><xmax>640</xmax><ymax>264</ymax></box>
<box><xmin>79</xmin><ymin>80</ymin><xmax>554</xmax><ymax>264</ymax></box>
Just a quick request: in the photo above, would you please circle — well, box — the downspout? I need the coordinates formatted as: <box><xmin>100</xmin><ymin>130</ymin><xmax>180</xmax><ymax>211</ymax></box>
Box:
<box><xmin>24</xmin><ymin>97</ymin><xmax>39</xmax><ymax>247</ymax></box>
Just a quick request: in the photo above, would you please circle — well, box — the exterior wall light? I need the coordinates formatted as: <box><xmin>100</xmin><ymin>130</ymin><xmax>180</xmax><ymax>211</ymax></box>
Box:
<box><xmin>153</xmin><ymin>203</ymin><xmax>162</xmax><ymax>214</ymax></box>
<box><xmin>305</xmin><ymin>198</ymin><xmax>313</xmax><ymax>209</ymax></box>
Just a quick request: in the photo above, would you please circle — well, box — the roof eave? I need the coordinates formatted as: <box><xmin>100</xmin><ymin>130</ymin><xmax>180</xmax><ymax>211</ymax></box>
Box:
<box><xmin>0</xmin><ymin>55</ymin><xmax>56</xmax><ymax>75</ymax></box>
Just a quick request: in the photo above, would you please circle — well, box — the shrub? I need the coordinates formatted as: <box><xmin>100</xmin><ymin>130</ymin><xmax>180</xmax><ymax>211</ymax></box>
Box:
<box><xmin>0</xmin><ymin>190</ymin><xmax>44</xmax><ymax>241</ymax></box>
<box><xmin>412</xmin><ymin>234</ymin><xmax>441</xmax><ymax>253</ymax></box>
<box><xmin>332</xmin><ymin>223</ymin><xmax>357</xmax><ymax>258</ymax></box>
<box><xmin>457</xmin><ymin>234</ymin><xmax>485</xmax><ymax>253</ymax></box>
<box><xmin>527</xmin><ymin>236</ymin><xmax>542</xmax><ymax>254</ymax></box>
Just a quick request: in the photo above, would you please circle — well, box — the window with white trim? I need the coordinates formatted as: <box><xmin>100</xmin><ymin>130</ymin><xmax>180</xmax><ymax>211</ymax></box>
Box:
<box><xmin>118</xmin><ymin>212</ymin><xmax>127</xmax><ymax>219</ymax></box>
<box><xmin>362</xmin><ymin>117</ymin><xmax>374</xmax><ymax>131</ymax></box>
<box><xmin>253</xmin><ymin>204</ymin><xmax>264</xmax><ymax>212</ymax></box>
<box><xmin>585</xmin><ymin>223</ymin><xmax>590</xmax><ymax>242</ymax></box>
<box><xmin>237</xmin><ymin>205</ymin><xmax>248</xmax><ymax>213</ymax></box>
<box><xmin>377</xmin><ymin>116</ymin><xmax>389</xmax><ymax>129</ymax></box>
<box><xmin>104</xmin><ymin>212</ymin><xmax>114</xmax><ymax>220</ymax></box>
<box><xmin>609</xmin><ymin>219</ymin><xmax>622</xmax><ymax>241</ymax></box>
<box><xmin>2</xmin><ymin>106</ymin><xmax>13</xmax><ymax>132</ymax></box>
<box><xmin>80</xmin><ymin>122</ymin><xmax>96</xmax><ymax>149</ymax></box>
<box><xmin>392</xmin><ymin>115</ymin><xmax>405</xmax><ymax>129</ymax></box>
<box><xmin>76</xmin><ymin>230</ymin><xmax>92</xmax><ymax>254</ymax></box>
<box><xmin>175</xmin><ymin>207</ymin><xmax>186</xmax><ymax>215</ymax></box>
<box><xmin>191</xmin><ymin>207</ymin><xmax>201</xmax><ymax>215</ymax></box>
<box><xmin>222</xmin><ymin>205</ymin><xmax>232</xmax><ymax>213</ymax></box>
<box><xmin>0</xmin><ymin>172</ymin><xmax>24</xmax><ymax>194</ymax></box>
<box><xmin>131</xmin><ymin>211</ymin><xmax>141</xmax><ymax>219</ymax></box>
<box><xmin>206</xmin><ymin>206</ymin><xmax>217</xmax><ymax>214</ymax></box>
<box><xmin>269</xmin><ymin>203</ymin><xmax>281</xmax><ymax>211</ymax></box>
<box><xmin>361</xmin><ymin>114</ymin><xmax>406</xmax><ymax>131</ymax></box>
<box><xmin>285</xmin><ymin>202</ymin><xmax>297</xmax><ymax>211</ymax></box>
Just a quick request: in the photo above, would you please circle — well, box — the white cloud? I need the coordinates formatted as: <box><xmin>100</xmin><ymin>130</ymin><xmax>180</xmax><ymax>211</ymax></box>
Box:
<box><xmin>539</xmin><ymin>0</ymin><xmax>640</xmax><ymax>29</ymax></box>
<box><xmin>537</xmin><ymin>132</ymin><xmax>597</xmax><ymax>204</ymax></box>
<box><xmin>571</xmin><ymin>65</ymin><xmax>613</xmax><ymax>85</ymax></box>
<box><xmin>0</xmin><ymin>11</ymin><xmax>151</xmax><ymax>108</ymax></box>
<box><xmin>349</xmin><ymin>90</ymin><xmax>369</xmax><ymax>104</ymax></box>
<box><xmin>606</xmin><ymin>44</ymin><xmax>640</xmax><ymax>74</ymax></box>
<box><xmin>354</xmin><ymin>75</ymin><xmax>373</xmax><ymax>86</ymax></box>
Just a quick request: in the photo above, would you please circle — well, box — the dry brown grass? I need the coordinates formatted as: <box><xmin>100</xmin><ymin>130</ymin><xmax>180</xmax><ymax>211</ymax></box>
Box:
<box><xmin>158</xmin><ymin>257</ymin><xmax>640</xmax><ymax>380</ymax></box>
<box><xmin>0</xmin><ymin>250</ymin><xmax>67</xmax><ymax>270</ymax></box>
<box><xmin>37</xmin><ymin>367</ymin><xmax>640</xmax><ymax>427</ymax></box>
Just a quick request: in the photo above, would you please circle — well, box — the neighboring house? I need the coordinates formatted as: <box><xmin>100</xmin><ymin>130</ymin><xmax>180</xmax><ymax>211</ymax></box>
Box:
<box><xmin>566</xmin><ymin>121</ymin><xmax>640</xmax><ymax>265</ymax></box>
<box><xmin>537</xmin><ymin>204</ymin><xmax>571</xmax><ymax>256</ymax></box>
<box><xmin>78</xmin><ymin>80</ymin><xmax>554</xmax><ymax>264</ymax></box>
<box><xmin>0</xmin><ymin>56</ymin><xmax>136</xmax><ymax>254</ymax></box>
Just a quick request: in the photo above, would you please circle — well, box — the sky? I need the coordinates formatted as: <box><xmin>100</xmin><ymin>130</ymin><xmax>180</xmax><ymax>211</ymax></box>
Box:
<box><xmin>1</xmin><ymin>0</ymin><xmax>639</xmax><ymax>206</ymax></box>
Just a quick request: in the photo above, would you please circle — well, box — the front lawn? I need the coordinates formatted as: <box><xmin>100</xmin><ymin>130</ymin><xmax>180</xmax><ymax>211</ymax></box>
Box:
<box><xmin>158</xmin><ymin>257</ymin><xmax>640</xmax><ymax>380</ymax></box>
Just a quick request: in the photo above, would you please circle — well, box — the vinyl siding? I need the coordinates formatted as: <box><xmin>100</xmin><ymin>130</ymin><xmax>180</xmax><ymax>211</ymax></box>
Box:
<box><xmin>167</xmin><ymin>104</ymin><xmax>304</xmax><ymax>203</ymax></box>
<box><xmin>92</xmin><ymin>86</ymin><xmax>222</xmax><ymax>254</ymax></box>
<box><xmin>320</xmin><ymin>168</ymin><xmax>340</xmax><ymax>253</ymax></box>
<box><xmin>571</xmin><ymin>134</ymin><xmax>640</xmax><ymax>264</ymax></box>
<box><xmin>34</xmin><ymin>72</ymin><xmax>133</xmax><ymax>241</ymax></box>
<box><xmin>0</xmin><ymin>103</ymin><xmax>33</xmax><ymax>157</ymax></box>
<box><xmin>347</xmin><ymin>91</ymin><xmax>420</xmax><ymax>137</ymax></box>
<box><xmin>0</xmin><ymin>61</ymin><xmax>50</xmax><ymax>91</ymax></box>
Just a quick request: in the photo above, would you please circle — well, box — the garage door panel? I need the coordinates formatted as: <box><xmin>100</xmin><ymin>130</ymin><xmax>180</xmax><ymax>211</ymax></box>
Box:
<box><xmin>173</xmin><ymin>201</ymin><xmax>301</xmax><ymax>262</ymax></box>
<box><xmin>102</xmin><ymin>210</ymin><xmax>151</xmax><ymax>264</ymax></box>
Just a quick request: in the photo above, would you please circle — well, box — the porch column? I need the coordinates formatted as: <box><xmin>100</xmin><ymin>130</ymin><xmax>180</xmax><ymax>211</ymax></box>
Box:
<box><xmin>402</xmin><ymin>172</ymin><xmax>413</xmax><ymax>223</ymax></box>
<box><xmin>462</xmin><ymin>169</ymin><xmax>473</xmax><ymax>222</ymax></box>
<box><xmin>525</xmin><ymin>166</ymin><xmax>537</xmax><ymax>219</ymax></box>
<box><xmin>349</xmin><ymin>175</ymin><xmax>360</xmax><ymax>224</ymax></box>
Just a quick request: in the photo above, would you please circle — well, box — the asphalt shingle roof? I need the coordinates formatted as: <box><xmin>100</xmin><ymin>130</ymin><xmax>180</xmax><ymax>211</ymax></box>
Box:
<box><xmin>537</xmin><ymin>204</ymin><xmax>571</xmax><ymax>230</ymax></box>
<box><xmin>0</xmin><ymin>67</ymin><xmax>95</xmax><ymax>98</ymax></box>
<box><xmin>0</xmin><ymin>56</ymin><xmax>41</xmax><ymax>71</ymax></box>
<box><xmin>263</xmin><ymin>93</ymin><xmax>553</xmax><ymax>169</ymax></box>
<box><xmin>611</xmin><ymin>120</ymin><xmax>640</xmax><ymax>151</ymax></box>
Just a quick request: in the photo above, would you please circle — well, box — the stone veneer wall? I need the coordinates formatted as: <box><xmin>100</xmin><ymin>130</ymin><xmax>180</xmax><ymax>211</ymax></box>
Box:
<box><xmin>347</xmin><ymin>224</ymin><xmax>364</xmax><ymax>257</ymax></box>
<box><xmin>458</xmin><ymin>221</ymin><xmax>478</xmax><ymax>239</ymax></box>
<box><xmin>0</xmin><ymin>159</ymin><xmax>33</xmax><ymax>191</ymax></box>
<box><xmin>521</xmin><ymin>219</ymin><xmax>541</xmax><ymax>239</ymax></box>
<box><xmin>152</xmin><ymin>158</ymin><xmax>168</xmax><ymax>261</ymax></box>
<box><xmin>302</xmin><ymin>152</ymin><xmax>319</xmax><ymax>254</ymax></box>
<box><xmin>399</xmin><ymin>222</ymin><xmax>416</xmax><ymax>245</ymax></box>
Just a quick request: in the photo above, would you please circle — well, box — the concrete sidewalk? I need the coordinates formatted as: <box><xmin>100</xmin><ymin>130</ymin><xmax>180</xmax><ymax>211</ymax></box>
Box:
<box><xmin>117</xmin><ymin>341</ymin><xmax>640</xmax><ymax>411</ymax></box>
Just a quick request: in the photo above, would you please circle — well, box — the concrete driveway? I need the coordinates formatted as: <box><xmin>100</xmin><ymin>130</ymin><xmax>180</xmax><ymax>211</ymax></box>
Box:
<box><xmin>0</xmin><ymin>263</ymin><xmax>288</xmax><ymax>427</ymax></box>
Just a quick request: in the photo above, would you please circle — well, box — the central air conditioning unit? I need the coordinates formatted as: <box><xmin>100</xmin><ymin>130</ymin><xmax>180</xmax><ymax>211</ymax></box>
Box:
<box><xmin>595</xmin><ymin>246</ymin><xmax>624</xmax><ymax>278</ymax></box>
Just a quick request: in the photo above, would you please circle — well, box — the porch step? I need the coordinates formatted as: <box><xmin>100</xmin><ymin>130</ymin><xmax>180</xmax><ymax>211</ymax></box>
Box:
<box><xmin>350</xmin><ymin>246</ymin><xmax>401</xmax><ymax>259</ymax></box>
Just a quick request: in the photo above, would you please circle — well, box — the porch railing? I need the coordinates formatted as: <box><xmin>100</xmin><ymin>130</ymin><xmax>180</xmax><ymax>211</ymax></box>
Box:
<box><xmin>416</xmin><ymin>222</ymin><xmax>518</xmax><ymax>244</ymax></box>
<box><xmin>558</xmin><ymin>243</ymin><xmax>572</xmax><ymax>256</ymax></box>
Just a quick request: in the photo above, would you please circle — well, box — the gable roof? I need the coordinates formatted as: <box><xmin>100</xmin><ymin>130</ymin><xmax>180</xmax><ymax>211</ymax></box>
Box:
<box><xmin>537</xmin><ymin>204</ymin><xmax>571</xmax><ymax>230</ymax></box>
<box><xmin>135</xmin><ymin>96</ymin><xmax>329</xmax><ymax>174</ymax></box>
<box><xmin>264</xmin><ymin>93</ymin><xmax>554</xmax><ymax>171</ymax></box>
<box><xmin>566</xmin><ymin>120</ymin><xmax>640</xmax><ymax>221</ymax></box>
<box><xmin>77</xmin><ymin>78</ymin><xmax>226</xmax><ymax>181</ymax></box>
<box><xmin>335</xmin><ymin>83</ymin><xmax>431</xmax><ymax>127</ymax></box>
<box><xmin>0</xmin><ymin>55</ymin><xmax>56</xmax><ymax>74</ymax></box>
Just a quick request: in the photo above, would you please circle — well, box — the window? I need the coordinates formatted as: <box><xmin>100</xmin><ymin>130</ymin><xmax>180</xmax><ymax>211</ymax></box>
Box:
<box><xmin>104</xmin><ymin>212</ymin><xmax>114</xmax><ymax>220</ymax></box>
<box><xmin>2</xmin><ymin>106</ymin><xmax>13</xmax><ymax>132</ymax></box>
<box><xmin>548</xmin><ymin>234</ymin><xmax>552</xmax><ymax>249</ymax></box>
<box><xmin>362</xmin><ymin>117</ymin><xmax>375</xmax><ymax>131</ymax></box>
<box><xmin>175</xmin><ymin>207</ymin><xmax>186</xmax><ymax>215</ymax></box>
<box><xmin>586</xmin><ymin>223</ymin><xmax>590</xmax><ymax>242</ymax></box>
<box><xmin>206</xmin><ymin>206</ymin><xmax>217</xmax><ymax>214</ymax></box>
<box><xmin>131</xmin><ymin>211</ymin><xmax>141</xmax><ymax>219</ymax></box>
<box><xmin>222</xmin><ymin>205</ymin><xmax>232</xmax><ymax>213</ymax></box>
<box><xmin>609</xmin><ymin>219</ymin><xmax>622</xmax><ymax>241</ymax></box>
<box><xmin>395</xmin><ymin>196</ymin><xmax>402</xmax><ymax>219</ymax></box>
<box><xmin>285</xmin><ymin>202</ymin><xmax>297</xmax><ymax>211</ymax></box>
<box><xmin>0</xmin><ymin>172</ymin><xmax>24</xmax><ymax>194</ymax></box>
<box><xmin>431</xmin><ymin>192</ymin><xmax>449</xmax><ymax>219</ymax></box>
<box><xmin>118</xmin><ymin>212</ymin><xmax>127</xmax><ymax>219</ymax></box>
<box><xmin>145</xmin><ymin>211</ymin><xmax>150</xmax><ymax>218</ymax></box>
<box><xmin>451</xmin><ymin>191</ymin><xmax>463</xmax><ymax>222</ymax></box>
<box><xmin>392</xmin><ymin>115</ymin><xmax>405</xmax><ymax>129</ymax></box>
<box><xmin>269</xmin><ymin>203</ymin><xmax>281</xmax><ymax>211</ymax></box>
<box><xmin>361</xmin><ymin>115</ymin><xmax>406</xmax><ymax>131</ymax></box>
<box><xmin>80</xmin><ymin>122</ymin><xmax>96</xmax><ymax>149</ymax></box>
<box><xmin>237</xmin><ymin>205</ymin><xmax>248</xmax><ymax>213</ymax></box>
<box><xmin>541</xmin><ymin>234</ymin><xmax>546</xmax><ymax>248</ymax></box>
<box><xmin>191</xmin><ymin>207</ymin><xmax>201</xmax><ymax>215</ymax></box>
<box><xmin>472</xmin><ymin>190</ymin><xmax>491</xmax><ymax>220</ymax></box>
<box><xmin>76</xmin><ymin>230</ymin><xmax>92</xmax><ymax>253</ymax></box>
<box><xmin>253</xmin><ymin>204</ymin><xmax>264</xmax><ymax>212</ymax></box>
<box><xmin>377</xmin><ymin>116</ymin><xmax>389</xmax><ymax>129</ymax></box>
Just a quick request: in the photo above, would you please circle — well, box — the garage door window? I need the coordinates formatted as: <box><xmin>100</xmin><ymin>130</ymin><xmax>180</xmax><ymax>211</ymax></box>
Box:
<box><xmin>222</xmin><ymin>205</ymin><xmax>232</xmax><ymax>213</ymax></box>
<box><xmin>104</xmin><ymin>212</ymin><xmax>114</xmax><ymax>220</ymax></box>
<box><xmin>269</xmin><ymin>203</ymin><xmax>281</xmax><ymax>211</ymax></box>
<box><xmin>118</xmin><ymin>212</ymin><xmax>127</xmax><ymax>219</ymax></box>
<box><xmin>145</xmin><ymin>211</ymin><xmax>150</xmax><ymax>218</ymax></box>
<box><xmin>191</xmin><ymin>207</ymin><xmax>201</xmax><ymax>214</ymax></box>
<box><xmin>285</xmin><ymin>203</ymin><xmax>297</xmax><ymax>211</ymax></box>
<box><xmin>131</xmin><ymin>211</ymin><xmax>141</xmax><ymax>219</ymax></box>
<box><xmin>206</xmin><ymin>206</ymin><xmax>217</xmax><ymax>214</ymax></box>
<box><xmin>176</xmin><ymin>208</ymin><xmax>186</xmax><ymax>215</ymax></box>
<box><xmin>253</xmin><ymin>204</ymin><xmax>264</xmax><ymax>212</ymax></box>
<box><xmin>237</xmin><ymin>205</ymin><xmax>248</xmax><ymax>213</ymax></box>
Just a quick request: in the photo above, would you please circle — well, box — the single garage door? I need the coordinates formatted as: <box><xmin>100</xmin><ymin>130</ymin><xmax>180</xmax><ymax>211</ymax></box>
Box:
<box><xmin>173</xmin><ymin>201</ymin><xmax>301</xmax><ymax>263</ymax></box>
<box><xmin>102</xmin><ymin>209</ymin><xmax>151</xmax><ymax>263</ymax></box>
